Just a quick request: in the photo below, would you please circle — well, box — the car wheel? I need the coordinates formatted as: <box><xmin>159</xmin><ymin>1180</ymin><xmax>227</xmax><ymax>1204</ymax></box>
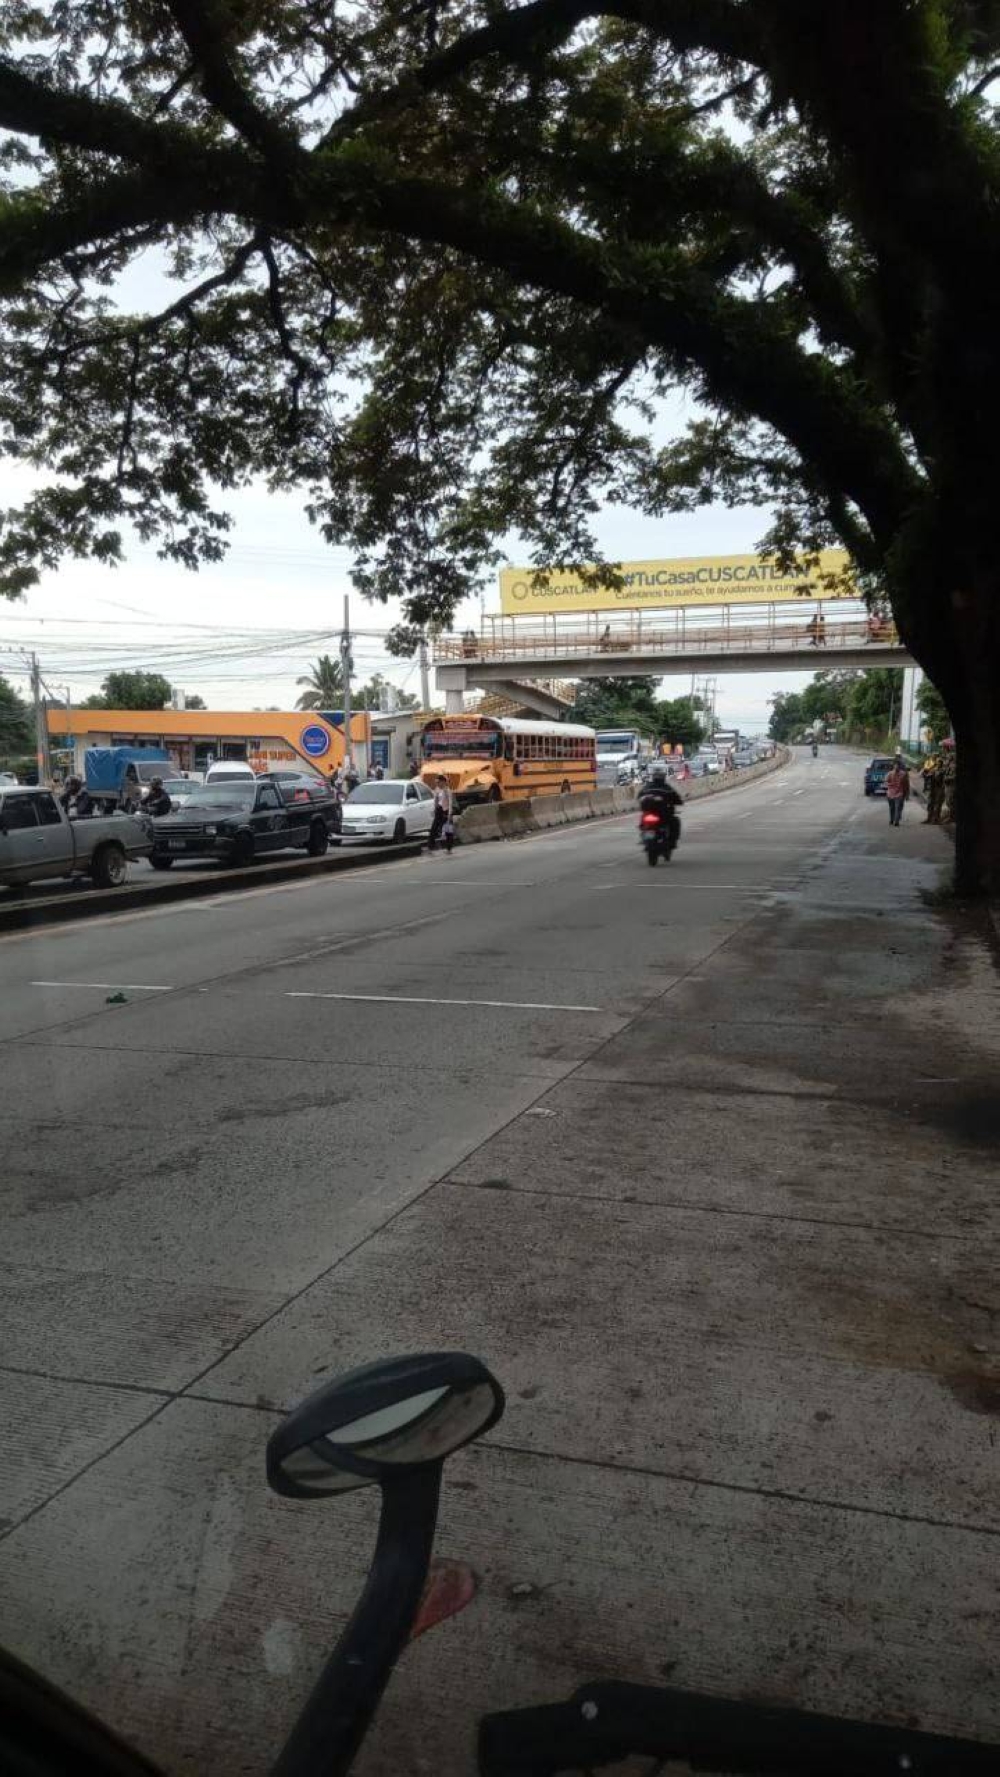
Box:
<box><xmin>231</xmin><ymin>831</ymin><xmax>255</xmax><ymax>868</ymax></box>
<box><xmin>149</xmin><ymin>853</ymin><xmax>173</xmax><ymax>871</ymax></box>
<box><xmin>487</xmin><ymin>784</ymin><xmax>501</xmax><ymax>803</ymax></box>
<box><xmin>91</xmin><ymin>843</ymin><xmax>127</xmax><ymax>888</ymax></box>
<box><xmin>393</xmin><ymin>818</ymin><xmax>406</xmax><ymax>843</ymax></box>
<box><xmin>307</xmin><ymin>820</ymin><xmax>328</xmax><ymax>857</ymax></box>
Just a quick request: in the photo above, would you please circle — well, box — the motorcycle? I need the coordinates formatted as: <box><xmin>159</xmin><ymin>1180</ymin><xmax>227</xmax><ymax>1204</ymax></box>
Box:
<box><xmin>639</xmin><ymin>805</ymin><xmax>678</xmax><ymax>866</ymax></box>
<box><xmin>3</xmin><ymin>1350</ymin><xmax>996</xmax><ymax>1776</ymax></box>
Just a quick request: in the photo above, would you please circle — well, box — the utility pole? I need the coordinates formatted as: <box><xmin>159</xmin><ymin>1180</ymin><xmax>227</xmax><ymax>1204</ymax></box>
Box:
<box><xmin>340</xmin><ymin>594</ymin><xmax>354</xmax><ymax>777</ymax></box>
<box><xmin>30</xmin><ymin>652</ymin><xmax>51</xmax><ymax>784</ymax></box>
<box><xmin>419</xmin><ymin>635</ymin><xmax>431</xmax><ymax>710</ymax></box>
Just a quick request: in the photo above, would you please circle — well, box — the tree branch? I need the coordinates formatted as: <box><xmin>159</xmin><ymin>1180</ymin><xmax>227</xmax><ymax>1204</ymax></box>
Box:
<box><xmin>298</xmin><ymin>147</ymin><xmax>919</xmax><ymax>542</ymax></box>
<box><xmin>324</xmin><ymin>0</ymin><xmax>759</xmax><ymax>145</ymax></box>
<box><xmin>162</xmin><ymin>0</ymin><xmax>302</xmax><ymax>166</ymax></box>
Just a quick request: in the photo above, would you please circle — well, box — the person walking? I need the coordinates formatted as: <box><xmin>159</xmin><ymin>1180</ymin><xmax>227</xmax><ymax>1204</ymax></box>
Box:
<box><xmin>429</xmin><ymin>774</ymin><xmax>452</xmax><ymax>850</ymax></box>
<box><xmin>885</xmin><ymin>757</ymin><xmax>910</xmax><ymax>827</ymax></box>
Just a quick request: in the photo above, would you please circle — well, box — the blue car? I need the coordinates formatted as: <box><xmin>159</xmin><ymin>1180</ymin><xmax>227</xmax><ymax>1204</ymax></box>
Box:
<box><xmin>864</xmin><ymin>755</ymin><xmax>895</xmax><ymax>796</ymax></box>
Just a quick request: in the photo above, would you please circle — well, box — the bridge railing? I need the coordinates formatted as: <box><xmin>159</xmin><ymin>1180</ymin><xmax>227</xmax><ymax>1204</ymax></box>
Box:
<box><xmin>437</xmin><ymin>603</ymin><xmax>898</xmax><ymax>663</ymax></box>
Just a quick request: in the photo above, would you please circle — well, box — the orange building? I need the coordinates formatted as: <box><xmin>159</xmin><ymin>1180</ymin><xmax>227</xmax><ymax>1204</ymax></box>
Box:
<box><xmin>57</xmin><ymin>707</ymin><xmax>371</xmax><ymax>778</ymax></box>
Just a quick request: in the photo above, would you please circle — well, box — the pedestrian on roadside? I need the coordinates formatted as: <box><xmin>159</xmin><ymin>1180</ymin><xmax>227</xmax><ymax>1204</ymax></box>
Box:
<box><xmin>940</xmin><ymin>740</ymin><xmax>957</xmax><ymax>822</ymax></box>
<box><xmin>885</xmin><ymin>756</ymin><xmax>910</xmax><ymax>827</ymax></box>
<box><xmin>922</xmin><ymin>754</ymin><xmax>943</xmax><ymax>824</ymax></box>
<box><xmin>344</xmin><ymin>756</ymin><xmax>360</xmax><ymax>794</ymax></box>
<box><xmin>374</xmin><ymin>762</ymin><xmax>384</xmax><ymax>780</ymax></box>
<box><xmin>429</xmin><ymin>774</ymin><xmax>452</xmax><ymax>850</ymax></box>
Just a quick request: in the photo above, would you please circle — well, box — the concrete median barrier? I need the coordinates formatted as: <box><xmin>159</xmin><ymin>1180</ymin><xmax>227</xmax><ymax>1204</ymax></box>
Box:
<box><xmin>456</xmin><ymin>803</ymin><xmax>502</xmax><ymax>843</ymax></box>
<box><xmin>454</xmin><ymin>746</ymin><xmax>790</xmax><ymax>845</ymax></box>
<box><xmin>496</xmin><ymin>800</ymin><xmax>532</xmax><ymax>839</ymax></box>
<box><xmin>531</xmin><ymin>793</ymin><xmax>570</xmax><ymax>829</ymax></box>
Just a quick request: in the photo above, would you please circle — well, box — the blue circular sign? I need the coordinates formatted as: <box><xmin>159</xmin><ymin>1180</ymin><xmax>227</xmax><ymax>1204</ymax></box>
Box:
<box><xmin>300</xmin><ymin>723</ymin><xmax>332</xmax><ymax>759</ymax></box>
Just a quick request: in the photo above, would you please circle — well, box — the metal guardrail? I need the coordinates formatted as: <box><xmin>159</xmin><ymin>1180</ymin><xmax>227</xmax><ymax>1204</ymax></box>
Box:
<box><xmin>437</xmin><ymin>607</ymin><xmax>900</xmax><ymax>665</ymax></box>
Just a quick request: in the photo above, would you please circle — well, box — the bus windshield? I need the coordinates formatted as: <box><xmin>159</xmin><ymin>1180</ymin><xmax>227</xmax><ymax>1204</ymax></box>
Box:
<box><xmin>422</xmin><ymin>727</ymin><xmax>501</xmax><ymax>759</ymax></box>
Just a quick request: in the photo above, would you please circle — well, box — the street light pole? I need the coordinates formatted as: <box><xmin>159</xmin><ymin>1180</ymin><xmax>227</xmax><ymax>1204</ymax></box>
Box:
<box><xmin>340</xmin><ymin>595</ymin><xmax>356</xmax><ymax>777</ymax></box>
<box><xmin>30</xmin><ymin>652</ymin><xmax>51</xmax><ymax>784</ymax></box>
<box><xmin>419</xmin><ymin>635</ymin><xmax>431</xmax><ymax>710</ymax></box>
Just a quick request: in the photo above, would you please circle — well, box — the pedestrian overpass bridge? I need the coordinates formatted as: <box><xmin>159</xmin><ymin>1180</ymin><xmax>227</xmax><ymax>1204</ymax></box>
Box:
<box><xmin>434</xmin><ymin>605</ymin><xmax>912</xmax><ymax>714</ymax></box>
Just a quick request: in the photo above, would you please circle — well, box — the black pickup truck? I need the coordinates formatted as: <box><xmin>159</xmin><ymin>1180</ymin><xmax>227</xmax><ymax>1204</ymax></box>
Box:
<box><xmin>147</xmin><ymin>774</ymin><xmax>337</xmax><ymax>869</ymax></box>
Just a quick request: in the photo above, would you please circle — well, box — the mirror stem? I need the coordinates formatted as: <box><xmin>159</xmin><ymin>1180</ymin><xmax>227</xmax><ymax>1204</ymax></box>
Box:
<box><xmin>271</xmin><ymin>1464</ymin><xmax>443</xmax><ymax>1777</ymax></box>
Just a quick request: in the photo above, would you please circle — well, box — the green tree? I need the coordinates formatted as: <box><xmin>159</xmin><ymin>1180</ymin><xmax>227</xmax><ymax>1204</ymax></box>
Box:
<box><xmin>846</xmin><ymin>670</ymin><xmax>905</xmax><ymax>742</ymax></box>
<box><xmin>87</xmin><ymin>671</ymin><xmax>173</xmax><ymax>710</ymax></box>
<box><xmin>0</xmin><ymin>673</ymin><xmax>32</xmax><ymax>756</ymax></box>
<box><xmin>185</xmin><ymin>694</ymin><xmax>207</xmax><ymax>711</ymax></box>
<box><xmin>768</xmin><ymin>692</ymin><xmax>805</xmax><ymax>744</ymax></box>
<box><xmin>572</xmin><ymin>678</ymin><xmax>659</xmax><ymax>731</ymax></box>
<box><xmin>355</xmin><ymin>672</ymin><xmax>419</xmax><ymax>711</ymax></box>
<box><xmin>917</xmin><ymin>678</ymin><xmax>952</xmax><ymax>744</ymax></box>
<box><xmin>654</xmin><ymin>696</ymin><xmax>704</xmax><ymax>751</ymax></box>
<box><xmin>1</xmin><ymin>9</ymin><xmax>1000</xmax><ymax>885</ymax></box>
<box><xmin>295</xmin><ymin>654</ymin><xmax>345</xmax><ymax>711</ymax></box>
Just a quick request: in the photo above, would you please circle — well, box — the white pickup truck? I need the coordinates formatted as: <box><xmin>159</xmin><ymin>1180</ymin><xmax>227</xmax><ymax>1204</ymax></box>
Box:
<box><xmin>0</xmin><ymin>786</ymin><xmax>151</xmax><ymax>889</ymax></box>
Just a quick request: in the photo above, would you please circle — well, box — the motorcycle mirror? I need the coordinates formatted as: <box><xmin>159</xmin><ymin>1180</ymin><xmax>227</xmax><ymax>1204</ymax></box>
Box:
<box><xmin>267</xmin><ymin>1351</ymin><xmax>505</xmax><ymax>1499</ymax></box>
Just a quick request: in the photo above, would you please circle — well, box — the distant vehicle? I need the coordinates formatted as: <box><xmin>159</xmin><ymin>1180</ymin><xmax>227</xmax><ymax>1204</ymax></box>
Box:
<box><xmin>0</xmin><ymin>786</ymin><xmax>150</xmax><ymax>889</ymax></box>
<box><xmin>733</xmin><ymin>748</ymin><xmax>756</xmax><ymax>769</ymax></box>
<box><xmin>268</xmin><ymin>768</ymin><xmax>327</xmax><ymax>790</ymax></box>
<box><xmin>0</xmin><ymin>771</ymin><xmax>18</xmax><ymax>786</ymax></box>
<box><xmin>340</xmin><ymin>779</ymin><xmax>435</xmax><ymax>844</ymax></box>
<box><xmin>864</xmin><ymin>755</ymin><xmax>896</xmax><ymax>796</ymax></box>
<box><xmin>147</xmin><ymin>775</ymin><xmax>329</xmax><ymax>868</ymax></box>
<box><xmin>695</xmin><ymin>747</ymin><xmax>722</xmax><ymax>776</ymax></box>
<box><xmin>595</xmin><ymin>729</ymin><xmax>654</xmax><ymax>784</ymax></box>
<box><xmin>204</xmin><ymin>760</ymin><xmax>258</xmax><ymax>786</ymax></box>
<box><xmin>154</xmin><ymin>774</ymin><xmax>201</xmax><ymax>810</ymax></box>
<box><xmin>420</xmin><ymin>715</ymin><xmax>596</xmax><ymax>806</ymax></box>
<box><xmin>83</xmin><ymin>745</ymin><xmax>172</xmax><ymax>812</ymax></box>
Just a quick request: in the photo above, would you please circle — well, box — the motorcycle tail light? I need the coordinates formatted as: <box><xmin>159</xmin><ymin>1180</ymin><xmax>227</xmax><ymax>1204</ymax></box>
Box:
<box><xmin>640</xmin><ymin>812</ymin><xmax>661</xmax><ymax>827</ymax></box>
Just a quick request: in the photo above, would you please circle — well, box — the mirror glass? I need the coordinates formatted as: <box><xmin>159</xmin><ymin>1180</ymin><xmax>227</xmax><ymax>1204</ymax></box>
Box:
<box><xmin>277</xmin><ymin>1380</ymin><xmax>499</xmax><ymax>1494</ymax></box>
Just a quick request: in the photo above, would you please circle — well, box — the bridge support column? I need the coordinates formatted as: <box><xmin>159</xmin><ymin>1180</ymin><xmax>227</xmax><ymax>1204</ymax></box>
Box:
<box><xmin>436</xmin><ymin>665</ymin><xmax>468</xmax><ymax>713</ymax></box>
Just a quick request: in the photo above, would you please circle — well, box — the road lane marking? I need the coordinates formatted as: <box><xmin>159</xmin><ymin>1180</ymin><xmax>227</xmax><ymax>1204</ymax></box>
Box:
<box><xmin>31</xmin><ymin>980</ymin><xmax>173</xmax><ymax>992</ymax></box>
<box><xmin>285</xmin><ymin>990</ymin><xmax>604</xmax><ymax>1013</ymax></box>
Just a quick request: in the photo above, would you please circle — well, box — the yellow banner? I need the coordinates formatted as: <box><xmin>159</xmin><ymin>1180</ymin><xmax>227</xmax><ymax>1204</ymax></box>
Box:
<box><xmin>499</xmin><ymin>551</ymin><xmax>854</xmax><ymax>615</ymax></box>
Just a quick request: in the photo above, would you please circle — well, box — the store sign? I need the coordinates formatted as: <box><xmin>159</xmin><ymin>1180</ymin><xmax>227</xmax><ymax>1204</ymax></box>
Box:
<box><xmin>499</xmin><ymin>550</ymin><xmax>853</xmax><ymax>616</ymax></box>
<box><xmin>300</xmin><ymin>723</ymin><xmax>333</xmax><ymax>758</ymax></box>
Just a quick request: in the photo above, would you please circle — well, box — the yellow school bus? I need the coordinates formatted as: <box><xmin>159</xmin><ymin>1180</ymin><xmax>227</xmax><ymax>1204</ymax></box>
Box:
<box><xmin>420</xmin><ymin>715</ymin><xmax>597</xmax><ymax>805</ymax></box>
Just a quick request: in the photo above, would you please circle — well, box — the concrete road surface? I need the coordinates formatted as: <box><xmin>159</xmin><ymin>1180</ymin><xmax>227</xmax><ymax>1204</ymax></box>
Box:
<box><xmin>1</xmin><ymin>749</ymin><xmax>998</xmax><ymax>1774</ymax></box>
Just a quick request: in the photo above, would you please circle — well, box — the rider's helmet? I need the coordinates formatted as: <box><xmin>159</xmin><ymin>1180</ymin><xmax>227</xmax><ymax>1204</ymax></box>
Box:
<box><xmin>648</xmin><ymin>766</ymin><xmax>668</xmax><ymax>786</ymax></box>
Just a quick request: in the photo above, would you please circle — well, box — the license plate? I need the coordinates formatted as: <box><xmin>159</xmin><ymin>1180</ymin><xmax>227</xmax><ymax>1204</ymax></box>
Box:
<box><xmin>167</xmin><ymin>839</ymin><xmax>187</xmax><ymax>850</ymax></box>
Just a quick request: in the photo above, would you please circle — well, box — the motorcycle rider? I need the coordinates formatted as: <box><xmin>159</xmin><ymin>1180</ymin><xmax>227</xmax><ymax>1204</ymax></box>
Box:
<box><xmin>639</xmin><ymin>765</ymin><xmax>683</xmax><ymax>848</ymax></box>
<box><xmin>144</xmin><ymin>776</ymin><xmax>172</xmax><ymax>817</ymax></box>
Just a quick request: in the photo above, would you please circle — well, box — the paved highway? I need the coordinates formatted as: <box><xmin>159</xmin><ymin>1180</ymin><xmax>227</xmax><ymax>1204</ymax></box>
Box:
<box><xmin>3</xmin><ymin>750</ymin><xmax>998</xmax><ymax>1777</ymax></box>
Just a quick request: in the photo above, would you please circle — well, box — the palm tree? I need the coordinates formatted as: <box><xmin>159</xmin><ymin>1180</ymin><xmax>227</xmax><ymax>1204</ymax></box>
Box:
<box><xmin>296</xmin><ymin>654</ymin><xmax>345</xmax><ymax>711</ymax></box>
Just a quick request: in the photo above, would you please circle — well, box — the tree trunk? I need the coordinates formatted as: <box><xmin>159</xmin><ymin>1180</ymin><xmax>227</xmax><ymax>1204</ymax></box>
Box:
<box><xmin>924</xmin><ymin>584</ymin><xmax>1000</xmax><ymax>899</ymax></box>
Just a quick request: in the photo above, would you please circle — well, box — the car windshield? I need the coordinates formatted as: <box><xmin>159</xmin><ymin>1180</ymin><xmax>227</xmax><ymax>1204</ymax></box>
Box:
<box><xmin>348</xmin><ymin>782</ymin><xmax>405</xmax><ymax>805</ymax></box>
<box><xmin>207</xmin><ymin>769</ymin><xmax>254</xmax><ymax>782</ymax></box>
<box><xmin>182</xmin><ymin>786</ymin><xmax>255</xmax><ymax>811</ymax></box>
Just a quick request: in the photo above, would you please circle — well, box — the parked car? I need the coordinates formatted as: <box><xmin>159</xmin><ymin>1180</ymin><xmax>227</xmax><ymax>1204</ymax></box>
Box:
<box><xmin>142</xmin><ymin>776</ymin><xmax>200</xmax><ymax>811</ymax></box>
<box><xmin>274</xmin><ymin>773</ymin><xmax>342</xmax><ymax>836</ymax></box>
<box><xmin>340</xmin><ymin>779</ymin><xmax>435</xmax><ymax>843</ymax></box>
<box><xmin>864</xmin><ymin>755</ymin><xmax>896</xmax><ymax>796</ymax></box>
<box><xmin>0</xmin><ymin>770</ymin><xmax>19</xmax><ymax>786</ymax></box>
<box><xmin>147</xmin><ymin>775</ymin><xmax>329</xmax><ymax>868</ymax></box>
<box><xmin>204</xmin><ymin>760</ymin><xmax>258</xmax><ymax>786</ymax></box>
<box><xmin>0</xmin><ymin>786</ymin><xmax>150</xmax><ymax>888</ymax></box>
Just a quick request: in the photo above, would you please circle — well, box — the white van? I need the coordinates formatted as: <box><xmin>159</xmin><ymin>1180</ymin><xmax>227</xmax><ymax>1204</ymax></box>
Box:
<box><xmin>204</xmin><ymin>760</ymin><xmax>257</xmax><ymax>786</ymax></box>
